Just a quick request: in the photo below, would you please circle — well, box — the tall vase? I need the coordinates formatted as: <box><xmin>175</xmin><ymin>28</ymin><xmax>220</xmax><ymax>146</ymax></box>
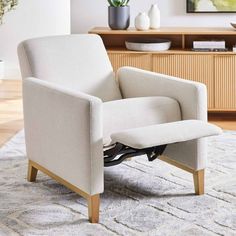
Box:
<box><xmin>108</xmin><ymin>6</ymin><xmax>130</xmax><ymax>30</ymax></box>
<box><xmin>148</xmin><ymin>4</ymin><xmax>160</xmax><ymax>29</ymax></box>
<box><xmin>135</xmin><ymin>12</ymin><xmax>150</xmax><ymax>31</ymax></box>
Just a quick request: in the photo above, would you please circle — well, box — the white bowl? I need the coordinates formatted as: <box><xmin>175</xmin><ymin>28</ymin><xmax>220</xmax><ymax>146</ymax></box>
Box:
<box><xmin>125</xmin><ymin>39</ymin><xmax>171</xmax><ymax>52</ymax></box>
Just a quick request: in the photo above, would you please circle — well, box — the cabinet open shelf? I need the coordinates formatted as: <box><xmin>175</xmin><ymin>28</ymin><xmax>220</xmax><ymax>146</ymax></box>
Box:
<box><xmin>90</xmin><ymin>27</ymin><xmax>236</xmax><ymax>52</ymax></box>
<box><xmin>89</xmin><ymin>27</ymin><xmax>236</xmax><ymax>111</ymax></box>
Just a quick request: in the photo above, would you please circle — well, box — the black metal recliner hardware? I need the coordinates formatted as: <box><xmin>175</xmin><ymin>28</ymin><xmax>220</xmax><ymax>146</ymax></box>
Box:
<box><xmin>104</xmin><ymin>143</ymin><xmax>167</xmax><ymax>167</ymax></box>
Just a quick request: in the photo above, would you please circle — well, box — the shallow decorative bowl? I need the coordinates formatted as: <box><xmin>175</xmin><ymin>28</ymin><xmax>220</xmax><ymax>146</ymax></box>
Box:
<box><xmin>125</xmin><ymin>39</ymin><xmax>171</xmax><ymax>52</ymax></box>
<box><xmin>230</xmin><ymin>22</ymin><xmax>236</xmax><ymax>29</ymax></box>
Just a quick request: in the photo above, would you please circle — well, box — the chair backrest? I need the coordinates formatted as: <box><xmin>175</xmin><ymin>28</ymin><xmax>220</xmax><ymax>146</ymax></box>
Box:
<box><xmin>18</xmin><ymin>34</ymin><xmax>122</xmax><ymax>102</ymax></box>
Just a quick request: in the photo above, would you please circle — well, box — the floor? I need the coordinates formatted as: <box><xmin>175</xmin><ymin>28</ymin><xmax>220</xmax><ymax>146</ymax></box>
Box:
<box><xmin>1</xmin><ymin>131</ymin><xmax>235</xmax><ymax>235</ymax></box>
<box><xmin>0</xmin><ymin>80</ymin><xmax>23</xmax><ymax>147</ymax></box>
<box><xmin>0</xmin><ymin>79</ymin><xmax>236</xmax><ymax>147</ymax></box>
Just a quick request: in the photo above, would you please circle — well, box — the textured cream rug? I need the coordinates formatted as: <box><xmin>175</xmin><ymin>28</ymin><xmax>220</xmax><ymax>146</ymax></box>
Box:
<box><xmin>0</xmin><ymin>131</ymin><xmax>236</xmax><ymax>236</ymax></box>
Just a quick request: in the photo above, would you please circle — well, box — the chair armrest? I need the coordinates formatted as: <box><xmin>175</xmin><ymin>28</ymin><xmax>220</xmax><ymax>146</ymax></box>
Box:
<box><xmin>23</xmin><ymin>77</ymin><xmax>103</xmax><ymax>195</ymax></box>
<box><xmin>118</xmin><ymin>67</ymin><xmax>207</xmax><ymax>121</ymax></box>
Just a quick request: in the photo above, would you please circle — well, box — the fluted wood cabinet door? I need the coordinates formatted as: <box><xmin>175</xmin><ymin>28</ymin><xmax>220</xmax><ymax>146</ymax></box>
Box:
<box><xmin>153</xmin><ymin>54</ymin><xmax>214</xmax><ymax>109</ymax></box>
<box><xmin>214</xmin><ymin>55</ymin><xmax>236</xmax><ymax>110</ymax></box>
<box><xmin>108</xmin><ymin>53</ymin><xmax>152</xmax><ymax>72</ymax></box>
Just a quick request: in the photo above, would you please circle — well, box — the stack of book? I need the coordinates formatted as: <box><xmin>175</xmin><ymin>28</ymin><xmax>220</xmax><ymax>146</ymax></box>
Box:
<box><xmin>193</xmin><ymin>40</ymin><xmax>227</xmax><ymax>51</ymax></box>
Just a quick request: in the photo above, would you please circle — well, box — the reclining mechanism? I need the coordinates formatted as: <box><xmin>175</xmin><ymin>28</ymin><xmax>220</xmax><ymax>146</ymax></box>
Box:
<box><xmin>103</xmin><ymin>120</ymin><xmax>222</xmax><ymax>167</ymax></box>
<box><xmin>104</xmin><ymin>143</ymin><xmax>167</xmax><ymax>167</ymax></box>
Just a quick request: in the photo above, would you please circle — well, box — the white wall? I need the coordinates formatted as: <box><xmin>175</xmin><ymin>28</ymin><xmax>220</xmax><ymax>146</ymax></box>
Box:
<box><xmin>0</xmin><ymin>0</ymin><xmax>70</xmax><ymax>78</ymax></box>
<box><xmin>71</xmin><ymin>0</ymin><xmax>236</xmax><ymax>33</ymax></box>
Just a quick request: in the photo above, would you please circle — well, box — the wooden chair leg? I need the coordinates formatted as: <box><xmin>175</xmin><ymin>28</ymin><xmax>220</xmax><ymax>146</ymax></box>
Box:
<box><xmin>88</xmin><ymin>194</ymin><xmax>100</xmax><ymax>223</ymax></box>
<box><xmin>193</xmin><ymin>169</ymin><xmax>205</xmax><ymax>195</ymax></box>
<box><xmin>27</xmin><ymin>161</ymin><xmax>38</xmax><ymax>182</ymax></box>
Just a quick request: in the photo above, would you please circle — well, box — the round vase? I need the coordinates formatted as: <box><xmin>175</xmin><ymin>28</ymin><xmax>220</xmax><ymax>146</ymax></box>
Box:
<box><xmin>108</xmin><ymin>6</ymin><xmax>130</xmax><ymax>30</ymax></box>
<box><xmin>135</xmin><ymin>12</ymin><xmax>150</xmax><ymax>31</ymax></box>
<box><xmin>148</xmin><ymin>4</ymin><xmax>160</xmax><ymax>29</ymax></box>
<box><xmin>0</xmin><ymin>60</ymin><xmax>4</xmax><ymax>79</ymax></box>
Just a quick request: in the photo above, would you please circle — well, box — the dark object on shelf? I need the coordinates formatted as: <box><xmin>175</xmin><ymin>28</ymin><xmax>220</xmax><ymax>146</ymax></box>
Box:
<box><xmin>231</xmin><ymin>22</ymin><xmax>236</xmax><ymax>29</ymax></box>
<box><xmin>108</xmin><ymin>6</ymin><xmax>130</xmax><ymax>30</ymax></box>
<box><xmin>192</xmin><ymin>48</ymin><xmax>228</xmax><ymax>52</ymax></box>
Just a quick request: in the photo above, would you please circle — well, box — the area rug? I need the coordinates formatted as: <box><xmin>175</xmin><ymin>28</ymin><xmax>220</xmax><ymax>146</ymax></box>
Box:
<box><xmin>0</xmin><ymin>131</ymin><xmax>236</xmax><ymax>236</ymax></box>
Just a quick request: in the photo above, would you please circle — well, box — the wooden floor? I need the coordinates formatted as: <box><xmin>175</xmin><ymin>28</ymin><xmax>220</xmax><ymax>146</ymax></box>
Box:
<box><xmin>0</xmin><ymin>80</ymin><xmax>23</xmax><ymax>147</ymax></box>
<box><xmin>0</xmin><ymin>80</ymin><xmax>236</xmax><ymax>148</ymax></box>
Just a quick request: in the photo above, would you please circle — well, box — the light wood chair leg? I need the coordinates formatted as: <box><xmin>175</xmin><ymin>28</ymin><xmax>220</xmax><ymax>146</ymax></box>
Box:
<box><xmin>193</xmin><ymin>169</ymin><xmax>205</xmax><ymax>195</ymax></box>
<box><xmin>27</xmin><ymin>161</ymin><xmax>38</xmax><ymax>182</ymax></box>
<box><xmin>88</xmin><ymin>194</ymin><xmax>100</xmax><ymax>223</ymax></box>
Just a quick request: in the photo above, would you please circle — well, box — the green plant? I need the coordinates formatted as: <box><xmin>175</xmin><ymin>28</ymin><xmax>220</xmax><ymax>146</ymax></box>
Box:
<box><xmin>107</xmin><ymin>0</ymin><xmax>130</xmax><ymax>7</ymax></box>
<box><xmin>0</xmin><ymin>0</ymin><xmax>18</xmax><ymax>24</ymax></box>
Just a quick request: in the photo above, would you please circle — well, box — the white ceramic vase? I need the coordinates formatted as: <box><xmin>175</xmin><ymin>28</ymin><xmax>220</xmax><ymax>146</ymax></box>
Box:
<box><xmin>148</xmin><ymin>4</ymin><xmax>160</xmax><ymax>29</ymax></box>
<box><xmin>135</xmin><ymin>12</ymin><xmax>150</xmax><ymax>31</ymax></box>
<box><xmin>0</xmin><ymin>60</ymin><xmax>4</xmax><ymax>79</ymax></box>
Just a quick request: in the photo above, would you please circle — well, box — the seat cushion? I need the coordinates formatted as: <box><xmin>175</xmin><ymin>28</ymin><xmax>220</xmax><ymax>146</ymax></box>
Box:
<box><xmin>103</xmin><ymin>96</ymin><xmax>181</xmax><ymax>145</ymax></box>
<box><xmin>111</xmin><ymin>120</ymin><xmax>222</xmax><ymax>149</ymax></box>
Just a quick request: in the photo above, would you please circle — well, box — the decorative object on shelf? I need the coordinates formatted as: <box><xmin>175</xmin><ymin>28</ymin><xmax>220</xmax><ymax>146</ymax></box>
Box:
<box><xmin>0</xmin><ymin>60</ymin><xmax>4</xmax><ymax>79</ymax></box>
<box><xmin>125</xmin><ymin>39</ymin><xmax>171</xmax><ymax>52</ymax></box>
<box><xmin>135</xmin><ymin>12</ymin><xmax>150</xmax><ymax>31</ymax></box>
<box><xmin>148</xmin><ymin>3</ymin><xmax>160</xmax><ymax>29</ymax></box>
<box><xmin>233</xmin><ymin>45</ymin><xmax>236</xmax><ymax>52</ymax></box>
<box><xmin>230</xmin><ymin>22</ymin><xmax>236</xmax><ymax>29</ymax></box>
<box><xmin>193</xmin><ymin>40</ymin><xmax>226</xmax><ymax>50</ymax></box>
<box><xmin>108</xmin><ymin>0</ymin><xmax>130</xmax><ymax>30</ymax></box>
<box><xmin>187</xmin><ymin>0</ymin><xmax>236</xmax><ymax>13</ymax></box>
<box><xmin>0</xmin><ymin>0</ymin><xmax>18</xmax><ymax>24</ymax></box>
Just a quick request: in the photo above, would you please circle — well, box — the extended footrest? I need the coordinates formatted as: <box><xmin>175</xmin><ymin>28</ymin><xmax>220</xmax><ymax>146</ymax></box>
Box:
<box><xmin>104</xmin><ymin>120</ymin><xmax>222</xmax><ymax>167</ymax></box>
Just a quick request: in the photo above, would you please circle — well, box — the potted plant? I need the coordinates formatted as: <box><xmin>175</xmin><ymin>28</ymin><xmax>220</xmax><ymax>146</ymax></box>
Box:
<box><xmin>0</xmin><ymin>0</ymin><xmax>18</xmax><ymax>79</ymax></box>
<box><xmin>108</xmin><ymin>0</ymin><xmax>130</xmax><ymax>30</ymax></box>
<box><xmin>0</xmin><ymin>0</ymin><xmax>18</xmax><ymax>23</ymax></box>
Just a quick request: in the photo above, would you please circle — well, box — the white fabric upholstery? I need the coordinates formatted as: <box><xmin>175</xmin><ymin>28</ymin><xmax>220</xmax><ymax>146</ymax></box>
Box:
<box><xmin>103</xmin><ymin>96</ymin><xmax>181</xmax><ymax>145</ymax></box>
<box><xmin>111</xmin><ymin>120</ymin><xmax>222</xmax><ymax>149</ymax></box>
<box><xmin>18</xmin><ymin>35</ymin><xmax>220</xmax><ymax>197</ymax></box>
<box><xmin>18</xmin><ymin>34</ymin><xmax>122</xmax><ymax>102</ymax></box>
<box><xmin>118</xmin><ymin>67</ymin><xmax>207</xmax><ymax>121</ymax></box>
<box><xmin>23</xmin><ymin>78</ymin><xmax>104</xmax><ymax>195</ymax></box>
<box><xmin>118</xmin><ymin>67</ymin><xmax>208</xmax><ymax>170</ymax></box>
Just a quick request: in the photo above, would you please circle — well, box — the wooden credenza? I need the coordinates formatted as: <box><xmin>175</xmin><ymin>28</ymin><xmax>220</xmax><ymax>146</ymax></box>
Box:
<box><xmin>89</xmin><ymin>27</ymin><xmax>236</xmax><ymax>111</ymax></box>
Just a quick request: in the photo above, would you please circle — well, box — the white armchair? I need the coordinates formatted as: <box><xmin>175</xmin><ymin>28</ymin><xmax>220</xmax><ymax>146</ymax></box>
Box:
<box><xmin>18</xmin><ymin>34</ymin><xmax>221</xmax><ymax>223</ymax></box>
